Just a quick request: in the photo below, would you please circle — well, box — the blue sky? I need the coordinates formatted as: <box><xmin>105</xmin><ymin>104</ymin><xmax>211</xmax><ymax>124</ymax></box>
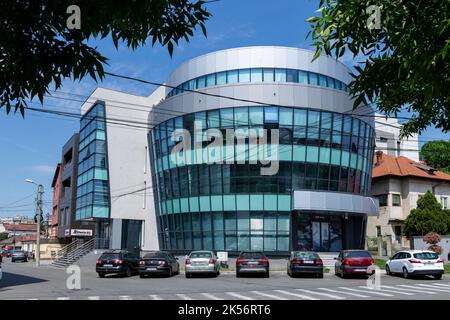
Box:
<box><xmin>0</xmin><ymin>0</ymin><xmax>449</xmax><ymax>218</ymax></box>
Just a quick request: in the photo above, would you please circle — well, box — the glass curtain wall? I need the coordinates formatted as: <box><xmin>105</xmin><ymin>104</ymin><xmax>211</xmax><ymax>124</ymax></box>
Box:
<box><xmin>149</xmin><ymin>106</ymin><xmax>375</xmax><ymax>254</ymax></box>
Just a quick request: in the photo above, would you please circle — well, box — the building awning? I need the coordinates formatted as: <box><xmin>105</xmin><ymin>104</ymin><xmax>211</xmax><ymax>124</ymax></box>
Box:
<box><xmin>293</xmin><ymin>190</ymin><xmax>379</xmax><ymax>216</ymax></box>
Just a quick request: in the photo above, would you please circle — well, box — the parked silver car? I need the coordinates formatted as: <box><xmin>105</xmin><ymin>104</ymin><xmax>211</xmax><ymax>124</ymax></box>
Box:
<box><xmin>185</xmin><ymin>251</ymin><xmax>220</xmax><ymax>278</ymax></box>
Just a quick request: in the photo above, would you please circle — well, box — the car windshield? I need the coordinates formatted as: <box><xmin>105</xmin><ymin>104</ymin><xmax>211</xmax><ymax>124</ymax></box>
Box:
<box><xmin>413</xmin><ymin>252</ymin><xmax>438</xmax><ymax>260</ymax></box>
<box><xmin>190</xmin><ymin>252</ymin><xmax>212</xmax><ymax>259</ymax></box>
<box><xmin>13</xmin><ymin>251</ymin><xmax>24</xmax><ymax>255</ymax></box>
<box><xmin>240</xmin><ymin>252</ymin><xmax>264</xmax><ymax>259</ymax></box>
<box><xmin>144</xmin><ymin>252</ymin><xmax>167</xmax><ymax>259</ymax></box>
<box><xmin>343</xmin><ymin>251</ymin><xmax>371</xmax><ymax>258</ymax></box>
<box><xmin>292</xmin><ymin>252</ymin><xmax>318</xmax><ymax>259</ymax></box>
<box><xmin>100</xmin><ymin>253</ymin><xmax>121</xmax><ymax>260</ymax></box>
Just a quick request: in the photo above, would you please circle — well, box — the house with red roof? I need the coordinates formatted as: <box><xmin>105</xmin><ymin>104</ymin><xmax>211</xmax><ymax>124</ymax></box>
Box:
<box><xmin>368</xmin><ymin>151</ymin><xmax>450</xmax><ymax>248</ymax></box>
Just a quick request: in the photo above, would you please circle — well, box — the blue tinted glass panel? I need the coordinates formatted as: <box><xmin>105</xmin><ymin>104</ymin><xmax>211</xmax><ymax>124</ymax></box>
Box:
<box><xmin>238</xmin><ymin>69</ymin><xmax>251</xmax><ymax>83</ymax></box>
<box><xmin>250</xmin><ymin>68</ymin><xmax>263</xmax><ymax>82</ymax></box>
<box><xmin>263</xmin><ymin>68</ymin><xmax>274</xmax><ymax>82</ymax></box>
<box><xmin>206</xmin><ymin>74</ymin><xmax>216</xmax><ymax>87</ymax></box>
<box><xmin>298</xmin><ymin>71</ymin><xmax>308</xmax><ymax>84</ymax></box>
<box><xmin>275</xmin><ymin>69</ymin><xmax>287</xmax><ymax>82</ymax></box>
<box><xmin>216</xmin><ymin>72</ymin><xmax>226</xmax><ymax>85</ymax></box>
<box><xmin>310</xmin><ymin>72</ymin><xmax>319</xmax><ymax>85</ymax></box>
<box><xmin>227</xmin><ymin>70</ymin><xmax>238</xmax><ymax>84</ymax></box>
<box><xmin>264</xmin><ymin>107</ymin><xmax>278</xmax><ymax>123</ymax></box>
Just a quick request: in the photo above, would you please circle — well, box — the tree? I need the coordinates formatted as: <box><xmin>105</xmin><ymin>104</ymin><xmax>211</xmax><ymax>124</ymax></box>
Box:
<box><xmin>307</xmin><ymin>0</ymin><xmax>450</xmax><ymax>137</ymax></box>
<box><xmin>404</xmin><ymin>191</ymin><xmax>450</xmax><ymax>236</ymax></box>
<box><xmin>420</xmin><ymin>140</ymin><xmax>450</xmax><ymax>174</ymax></box>
<box><xmin>0</xmin><ymin>233</ymin><xmax>8</xmax><ymax>241</ymax></box>
<box><xmin>0</xmin><ymin>0</ymin><xmax>211</xmax><ymax>116</ymax></box>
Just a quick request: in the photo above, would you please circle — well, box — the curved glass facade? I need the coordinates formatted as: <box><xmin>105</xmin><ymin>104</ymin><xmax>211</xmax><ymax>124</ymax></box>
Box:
<box><xmin>149</xmin><ymin>106</ymin><xmax>375</xmax><ymax>254</ymax></box>
<box><xmin>166</xmin><ymin>68</ymin><xmax>349</xmax><ymax>99</ymax></box>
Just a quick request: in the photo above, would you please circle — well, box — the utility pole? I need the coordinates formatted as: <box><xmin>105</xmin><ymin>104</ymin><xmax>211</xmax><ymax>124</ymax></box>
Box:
<box><xmin>36</xmin><ymin>184</ymin><xmax>43</xmax><ymax>267</ymax></box>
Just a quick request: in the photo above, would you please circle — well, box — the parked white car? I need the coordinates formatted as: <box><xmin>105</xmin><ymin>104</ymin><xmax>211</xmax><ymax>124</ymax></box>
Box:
<box><xmin>385</xmin><ymin>250</ymin><xmax>444</xmax><ymax>280</ymax></box>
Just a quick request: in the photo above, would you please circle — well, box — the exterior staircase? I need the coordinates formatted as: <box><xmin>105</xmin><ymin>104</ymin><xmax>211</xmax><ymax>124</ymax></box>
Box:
<box><xmin>317</xmin><ymin>252</ymin><xmax>339</xmax><ymax>269</ymax></box>
<box><xmin>51</xmin><ymin>238</ymin><xmax>108</xmax><ymax>268</ymax></box>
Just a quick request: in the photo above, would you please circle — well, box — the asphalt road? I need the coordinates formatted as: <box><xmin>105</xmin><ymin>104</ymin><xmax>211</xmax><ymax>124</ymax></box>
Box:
<box><xmin>0</xmin><ymin>260</ymin><xmax>449</xmax><ymax>300</ymax></box>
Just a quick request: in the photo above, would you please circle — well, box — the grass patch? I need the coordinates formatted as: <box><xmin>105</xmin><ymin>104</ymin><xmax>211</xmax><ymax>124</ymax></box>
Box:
<box><xmin>445</xmin><ymin>264</ymin><xmax>450</xmax><ymax>274</ymax></box>
<box><xmin>374</xmin><ymin>258</ymin><xmax>386</xmax><ymax>270</ymax></box>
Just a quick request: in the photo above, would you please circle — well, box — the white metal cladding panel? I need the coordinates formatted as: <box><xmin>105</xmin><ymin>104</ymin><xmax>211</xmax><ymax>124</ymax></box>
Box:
<box><xmin>150</xmin><ymin>84</ymin><xmax>359</xmax><ymax>125</ymax></box>
<box><xmin>164</xmin><ymin>46</ymin><xmax>352</xmax><ymax>87</ymax></box>
<box><xmin>293</xmin><ymin>191</ymin><xmax>379</xmax><ymax>216</ymax></box>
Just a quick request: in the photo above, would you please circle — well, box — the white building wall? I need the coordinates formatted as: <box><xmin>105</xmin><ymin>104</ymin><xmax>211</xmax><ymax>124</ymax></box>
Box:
<box><xmin>375</xmin><ymin>114</ymin><xmax>420</xmax><ymax>162</ymax></box>
<box><xmin>81</xmin><ymin>87</ymin><xmax>165</xmax><ymax>250</ymax></box>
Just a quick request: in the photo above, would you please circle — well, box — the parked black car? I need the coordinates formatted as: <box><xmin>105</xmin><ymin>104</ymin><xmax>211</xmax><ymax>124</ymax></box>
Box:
<box><xmin>96</xmin><ymin>250</ymin><xmax>140</xmax><ymax>278</ymax></box>
<box><xmin>11</xmin><ymin>250</ymin><xmax>28</xmax><ymax>263</ymax></box>
<box><xmin>236</xmin><ymin>251</ymin><xmax>269</xmax><ymax>278</ymax></box>
<box><xmin>138</xmin><ymin>251</ymin><xmax>180</xmax><ymax>278</ymax></box>
<box><xmin>287</xmin><ymin>251</ymin><xmax>323</xmax><ymax>278</ymax></box>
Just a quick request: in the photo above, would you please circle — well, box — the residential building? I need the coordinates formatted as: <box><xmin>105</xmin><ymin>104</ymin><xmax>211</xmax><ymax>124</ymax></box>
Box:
<box><xmin>50</xmin><ymin>163</ymin><xmax>62</xmax><ymax>239</ymax></box>
<box><xmin>75</xmin><ymin>46</ymin><xmax>379</xmax><ymax>254</ymax></box>
<box><xmin>1</xmin><ymin>223</ymin><xmax>37</xmax><ymax>238</ymax></box>
<box><xmin>368</xmin><ymin>151</ymin><xmax>450</xmax><ymax>248</ymax></box>
<box><xmin>375</xmin><ymin>114</ymin><xmax>420</xmax><ymax>162</ymax></box>
<box><xmin>58</xmin><ymin>133</ymin><xmax>94</xmax><ymax>242</ymax></box>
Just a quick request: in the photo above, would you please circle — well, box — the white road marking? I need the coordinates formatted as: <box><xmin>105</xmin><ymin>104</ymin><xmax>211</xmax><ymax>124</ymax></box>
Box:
<box><xmin>88</xmin><ymin>296</ymin><xmax>100</xmax><ymax>300</ymax></box>
<box><xmin>397</xmin><ymin>284</ymin><xmax>450</xmax><ymax>293</ymax></box>
<box><xmin>317</xmin><ymin>287</ymin><xmax>369</xmax><ymax>298</ymax></box>
<box><xmin>357</xmin><ymin>286</ymin><xmax>414</xmax><ymax>296</ymax></box>
<box><xmin>251</xmin><ymin>291</ymin><xmax>288</xmax><ymax>300</ymax></box>
<box><xmin>431</xmin><ymin>283</ymin><xmax>450</xmax><ymax>288</ymax></box>
<box><xmin>338</xmin><ymin>287</ymin><xmax>393</xmax><ymax>297</ymax></box>
<box><xmin>176</xmin><ymin>294</ymin><xmax>193</xmax><ymax>300</ymax></box>
<box><xmin>273</xmin><ymin>290</ymin><xmax>319</xmax><ymax>300</ymax></box>
<box><xmin>414</xmin><ymin>284</ymin><xmax>450</xmax><ymax>292</ymax></box>
<box><xmin>27</xmin><ymin>298</ymin><xmax>39</xmax><ymax>300</ymax></box>
<box><xmin>57</xmin><ymin>297</ymin><xmax>70</xmax><ymax>300</ymax></box>
<box><xmin>296</xmin><ymin>288</ymin><xmax>344</xmax><ymax>300</ymax></box>
<box><xmin>225</xmin><ymin>292</ymin><xmax>255</xmax><ymax>300</ymax></box>
<box><xmin>119</xmin><ymin>296</ymin><xmax>132</xmax><ymax>300</ymax></box>
<box><xmin>382</xmin><ymin>285</ymin><xmax>436</xmax><ymax>295</ymax></box>
<box><xmin>148</xmin><ymin>294</ymin><xmax>163</xmax><ymax>300</ymax></box>
<box><xmin>200</xmin><ymin>293</ymin><xmax>223</xmax><ymax>300</ymax></box>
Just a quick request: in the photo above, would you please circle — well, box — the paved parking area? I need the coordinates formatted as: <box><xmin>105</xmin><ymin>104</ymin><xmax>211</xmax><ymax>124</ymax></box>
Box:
<box><xmin>0</xmin><ymin>260</ymin><xmax>449</xmax><ymax>300</ymax></box>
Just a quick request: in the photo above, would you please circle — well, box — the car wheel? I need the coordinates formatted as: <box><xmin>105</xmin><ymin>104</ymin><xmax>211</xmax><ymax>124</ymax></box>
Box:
<box><xmin>402</xmin><ymin>267</ymin><xmax>409</xmax><ymax>279</ymax></box>
<box><xmin>139</xmin><ymin>274</ymin><xmax>146</xmax><ymax>278</ymax></box>
<box><xmin>340</xmin><ymin>269</ymin><xmax>346</xmax><ymax>279</ymax></box>
<box><xmin>98</xmin><ymin>273</ymin><xmax>105</xmax><ymax>278</ymax></box>
<box><xmin>125</xmin><ymin>267</ymin><xmax>132</xmax><ymax>277</ymax></box>
<box><xmin>434</xmin><ymin>274</ymin><xmax>442</xmax><ymax>280</ymax></box>
<box><xmin>385</xmin><ymin>265</ymin><xmax>391</xmax><ymax>276</ymax></box>
<box><xmin>236</xmin><ymin>272</ymin><xmax>241</xmax><ymax>278</ymax></box>
<box><xmin>264</xmin><ymin>271</ymin><xmax>270</xmax><ymax>278</ymax></box>
<box><xmin>317</xmin><ymin>273</ymin><xmax>324</xmax><ymax>279</ymax></box>
<box><xmin>185</xmin><ymin>273</ymin><xmax>190</xmax><ymax>278</ymax></box>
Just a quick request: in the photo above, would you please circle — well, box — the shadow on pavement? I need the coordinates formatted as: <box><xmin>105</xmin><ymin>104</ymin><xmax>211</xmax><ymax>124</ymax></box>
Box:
<box><xmin>0</xmin><ymin>272</ymin><xmax>48</xmax><ymax>290</ymax></box>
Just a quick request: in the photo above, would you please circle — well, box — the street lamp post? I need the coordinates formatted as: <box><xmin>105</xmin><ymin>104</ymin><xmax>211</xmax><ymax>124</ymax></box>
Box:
<box><xmin>25</xmin><ymin>179</ymin><xmax>44</xmax><ymax>267</ymax></box>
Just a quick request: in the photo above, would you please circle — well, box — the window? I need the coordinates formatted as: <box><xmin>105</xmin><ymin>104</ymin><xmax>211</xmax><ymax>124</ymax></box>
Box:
<box><xmin>206</xmin><ymin>73</ymin><xmax>216</xmax><ymax>87</ymax></box>
<box><xmin>286</xmin><ymin>69</ymin><xmax>298</xmax><ymax>83</ymax></box>
<box><xmin>216</xmin><ymin>71</ymin><xmax>227</xmax><ymax>85</ymax></box>
<box><xmin>238</xmin><ymin>69</ymin><xmax>251</xmax><ymax>83</ymax></box>
<box><xmin>392</xmin><ymin>194</ymin><xmax>401</xmax><ymax>206</ymax></box>
<box><xmin>377</xmin><ymin>194</ymin><xmax>388</xmax><ymax>206</ymax></box>
<box><xmin>298</xmin><ymin>71</ymin><xmax>308</xmax><ymax>84</ymax></box>
<box><xmin>263</xmin><ymin>68</ymin><xmax>274</xmax><ymax>82</ymax></box>
<box><xmin>250</xmin><ymin>68</ymin><xmax>263</xmax><ymax>82</ymax></box>
<box><xmin>227</xmin><ymin>70</ymin><xmax>238</xmax><ymax>84</ymax></box>
<box><xmin>274</xmin><ymin>69</ymin><xmax>287</xmax><ymax>82</ymax></box>
<box><xmin>441</xmin><ymin>197</ymin><xmax>448</xmax><ymax>209</ymax></box>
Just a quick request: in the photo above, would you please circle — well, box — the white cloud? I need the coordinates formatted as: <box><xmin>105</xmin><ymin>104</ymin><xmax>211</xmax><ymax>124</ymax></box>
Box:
<box><xmin>32</xmin><ymin>165</ymin><xmax>55</xmax><ymax>175</ymax></box>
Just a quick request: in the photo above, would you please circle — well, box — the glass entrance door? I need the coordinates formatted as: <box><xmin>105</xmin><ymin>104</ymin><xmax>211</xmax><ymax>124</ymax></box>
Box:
<box><xmin>312</xmin><ymin>221</ymin><xmax>329</xmax><ymax>251</ymax></box>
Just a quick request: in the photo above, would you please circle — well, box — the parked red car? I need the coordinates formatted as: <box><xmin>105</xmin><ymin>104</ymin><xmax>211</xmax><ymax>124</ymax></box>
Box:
<box><xmin>334</xmin><ymin>250</ymin><xmax>375</xmax><ymax>278</ymax></box>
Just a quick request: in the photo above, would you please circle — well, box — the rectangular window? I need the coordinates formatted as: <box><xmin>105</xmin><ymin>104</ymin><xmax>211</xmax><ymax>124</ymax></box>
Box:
<box><xmin>441</xmin><ymin>197</ymin><xmax>448</xmax><ymax>209</ymax></box>
<box><xmin>196</xmin><ymin>76</ymin><xmax>206</xmax><ymax>89</ymax></box>
<box><xmin>377</xmin><ymin>194</ymin><xmax>388</xmax><ymax>206</ymax></box>
<box><xmin>249</xmin><ymin>107</ymin><xmax>264</xmax><ymax>125</ymax></box>
<box><xmin>234</xmin><ymin>107</ymin><xmax>249</xmax><ymax>126</ymax></box>
<box><xmin>279</xmin><ymin>108</ymin><xmax>293</xmax><ymax>126</ymax></box>
<box><xmin>216</xmin><ymin>71</ymin><xmax>227</xmax><ymax>85</ymax></box>
<box><xmin>227</xmin><ymin>70</ymin><xmax>238</xmax><ymax>84</ymax></box>
<box><xmin>309</xmin><ymin>72</ymin><xmax>319</xmax><ymax>85</ymax></box>
<box><xmin>392</xmin><ymin>194</ymin><xmax>401</xmax><ymax>206</ymax></box>
<box><xmin>264</xmin><ymin>107</ymin><xmax>278</xmax><ymax>124</ymax></box>
<box><xmin>298</xmin><ymin>71</ymin><xmax>308</xmax><ymax>84</ymax></box>
<box><xmin>327</xmin><ymin>77</ymin><xmax>336</xmax><ymax>88</ymax></box>
<box><xmin>319</xmin><ymin>74</ymin><xmax>327</xmax><ymax>87</ymax></box>
<box><xmin>275</xmin><ymin>69</ymin><xmax>287</xmax><ymax>82</ymax></box>
<box><xmin>250</xmin><ymin>68</ymin><xmax>263</xmax><ymax>82</ymax></box>
<box><xmin>286</xmin><ymin>69</ymin><xmax>298</xmax><ymax>83</ymax></box>
<box><xmin>238</xmin><ymin>69</ymin><xmax>251</xmax><ymax>83</ymax></box>
<box><xmin>263</xmin><ymin>68</ymin><xmax>274</xmax><ymax>82</ymax></box>
<box><xmin>206</xmin><ymin>73</ymin><xmax>216</xmax><ymax>87</ymax></box>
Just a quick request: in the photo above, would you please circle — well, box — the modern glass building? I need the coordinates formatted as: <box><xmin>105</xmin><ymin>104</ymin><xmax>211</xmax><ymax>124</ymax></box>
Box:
<box><xmin>148</xmin><ymin>47</ymin><xmax>379</xmax><ymax>255</ymax></box>
<box><xmin>75</xmin><ymin>102</ymin><xmax>111</xmax><ymax>240</ymax></box>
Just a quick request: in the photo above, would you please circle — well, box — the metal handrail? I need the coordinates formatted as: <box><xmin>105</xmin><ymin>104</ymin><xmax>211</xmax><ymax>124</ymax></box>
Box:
<box><xmin>52</xmin><ymin>237</ymin><xmax>110</xmax><ymax>266</ymax></box>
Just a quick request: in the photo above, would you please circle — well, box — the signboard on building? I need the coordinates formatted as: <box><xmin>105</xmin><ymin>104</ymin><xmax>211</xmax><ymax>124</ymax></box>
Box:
<box><xmin>70</xmin><ymin>229</ymin><xmax>93</xmax><ymax>237</ymax></box>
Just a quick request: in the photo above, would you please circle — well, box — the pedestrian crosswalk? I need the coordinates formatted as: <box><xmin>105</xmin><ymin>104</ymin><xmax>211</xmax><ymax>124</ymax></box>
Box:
<box><xmin>29</xmin><ymin>282</ymin><xmax>450</xmax><ymax>301</ymax></box>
